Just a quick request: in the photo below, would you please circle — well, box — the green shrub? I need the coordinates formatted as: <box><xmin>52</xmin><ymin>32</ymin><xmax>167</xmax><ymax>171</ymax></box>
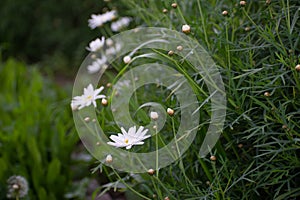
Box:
<box><xmin>92</xmin><ymin>0</ymin><xmax>300</xmax><ymax>199</ymax></box>
<box><xmin>0</xmin><ymin>59</ymin><xmax>78</xmax><ymax>199</ymax></box>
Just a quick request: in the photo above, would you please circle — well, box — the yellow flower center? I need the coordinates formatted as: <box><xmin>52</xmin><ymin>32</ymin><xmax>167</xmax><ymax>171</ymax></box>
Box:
<box><xmin>125</xmin><ymin>139</ymin><xmax>129</xmax><ymax>144</ymax></box>
<box><xmin>87</xmin><ymin>95</ymin><xmax>92</xmax><ymax>99</ymax></box>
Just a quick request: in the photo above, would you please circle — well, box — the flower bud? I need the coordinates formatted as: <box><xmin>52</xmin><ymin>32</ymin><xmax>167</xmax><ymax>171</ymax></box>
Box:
<box><xmin>176</xmin><ymin>45</ymin><xmax>183</xmax><ymax>51</ymax></box>
<box><xmin>167</xmin><ymin>108</ymin><xmax>174</xmax><ymax>116</ymax></box>
<box><xmin>210</xmin><ymin>155</ymin><xmax>217</xmax><ymax>161</ymax></box>
<box><xmin>244</xmin><ymin>26</ymin><xmax>251</xmax><ymax>31</ymax></box>
<box><xmin>106</xmin><ymin>154</ymin><xmax>113</xmax><ymax>163</ymax></box>
<box><xmin>101</xmin><ymin>98</ymin><xmax>108</xmax><ymax>106</ymax></box>
<box><xmin>150</xmin><ymin>112</ymin><xmax>159</xmax><ymax>120</ymax></box>
<box><xmin>222</xmin><ymin>10</ymin><xmax>229</xmax><ymax>16</ymax></box>
<box><xmin>168</xmin><ymin>50</ymin><xmax>174</xmax><ymax>56</ymax></box>
<box><xmin>264</xmin><ymin>92</ymin><xmax>271</xmax><ymax>97</ymax></box>
<box><xmin>182</xmin><ymin>24</ymin><xmax>191</xmax><ymax>34</ymax></box>
<box><xmin>240</xmin><ymin>1</ymin><xmax>246</xmax><ymax>6</ymax></box>
<box><xmin>148</xmin><ymin>168</ymin><xmax>155</xmax><ymax>175</ymax></box>
<box><xmin>123</xmin><ymin>56</ymin><xmax>131</xmax><ymax>64</ymax></box>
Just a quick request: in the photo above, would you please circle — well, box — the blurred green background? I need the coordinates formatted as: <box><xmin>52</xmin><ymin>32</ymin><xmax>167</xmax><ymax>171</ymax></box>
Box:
<box><xmin>0</xmin><ymin>0</ymin><xmax>127</xmax><ymax>199</ymax></box>
<box><xmin>0</xmin><ymin>0</ymin><xmax>109</xmax><ymax>75</ymax></box>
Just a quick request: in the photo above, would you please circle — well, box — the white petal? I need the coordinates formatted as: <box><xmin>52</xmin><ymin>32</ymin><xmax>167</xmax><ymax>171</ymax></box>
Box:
<box><xmin>110</xmin><ymin>135</ymin><xmax>124</xmax><ymax>143</ymax></box>
<box><xmin>107</xmin><ymin>142</ymin><xmax>124</xmax><ymax>148</ymax></box>
<box><xmin>120</xmin><ymin>127</ymin><xmax>128</xmax><ymax>135</ymax></box>
<box><xmin>92</xmin><ymin>100</ymin><xmax>97</xmax><ymax>107</ymax></box>
<box><xmin>95</xmin><ymin>94</ymin><xmax>106</xmax><ymax>100</ymax></box>
<box><xmin>136</xmin><ymin>126</ymin><xmax>144</xmax><ymax>136</ymax></box>
<box><xmin>128</xmin><ymin>126</ymin><xmax>137</xmax><ymax>136</ymax></box>
<box><xmin>134</xmin><ymin>141</ymin><xmax>144</xmax><ymax>145</ymax></box>
<box><xmin>95</xmin><ymin>86</ymin><xmax>104</xmax><ymax>94</ymax></box>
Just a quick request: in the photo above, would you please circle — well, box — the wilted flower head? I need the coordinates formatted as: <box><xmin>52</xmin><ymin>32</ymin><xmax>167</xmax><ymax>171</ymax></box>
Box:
<box><xmin>7</xmin><ymin>175</ymin><xmax>29</xmax><ymax>199</ymax></box>
<box><xmin>88</xmin><ymin>10</ymin><xmax>117</xmax><ymax>29</ymax></box>
<box><xmin>111</xmin><ymin>17</ymin><xmax>131</xmax><ymax>32</ymax></box>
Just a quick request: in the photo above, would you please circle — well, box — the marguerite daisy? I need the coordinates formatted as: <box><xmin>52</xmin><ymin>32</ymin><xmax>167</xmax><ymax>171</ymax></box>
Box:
<box><xmin>71</xmin><ymin>84</ymin><xmax>106</xmax><ymax>110</ymax></box>
<box><xmin>86</xmin><ymin>37</ymin><xmax>105</xmax><ymax>52</ymax></box>
<box><xmin>111</xmin><ymin>17</ymin><xmax>131</xmax><ymax>32</ymax></box>
<box><xmin>87</xmin><ymin>56</ymin><xmax>107</xmax><ymax>74</ymax></box>
<box><xmin>88</xmin><ymin>10</ymin><xmax>117</xmax><ymax>29</ymax></box>
<box><xmin>107</xmin><ymin>126</ymin><xmax>150</xmax><ymax>149</ymax></box>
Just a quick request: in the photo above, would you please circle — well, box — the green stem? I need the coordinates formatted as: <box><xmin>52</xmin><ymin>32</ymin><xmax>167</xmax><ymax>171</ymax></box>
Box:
<box><xmin>155</xmin><ymin>123</ymin><xmax>159</xmax><ymax>177</ymax></box>
<box><xmin>197</xmin><ymin>0</ymin><xmax>210</xmax><ymax>50</ymax></box>
<box><xmin>112</xmin><ymin>168</ymin><xmax>151</xmax><ymax>200</ymax></box>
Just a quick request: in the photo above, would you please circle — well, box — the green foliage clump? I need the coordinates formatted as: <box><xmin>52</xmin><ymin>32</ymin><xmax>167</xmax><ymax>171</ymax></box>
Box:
<box><xmin>94</xmin><ymin>0</ymin><xmax>300</xmax><ymax>199</ymax></box>
<box><xmin>0</xmin><ymin>59</ymin><xmax>78</xmax><ymax>199</ymax></box>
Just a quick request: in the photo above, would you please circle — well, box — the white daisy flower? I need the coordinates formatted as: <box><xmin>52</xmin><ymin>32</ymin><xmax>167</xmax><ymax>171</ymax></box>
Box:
<box><xmin>86</xmin><ymin>37</ymin><xmax>105</xmax><ymax>52</ymax></box>
<box><xmin>88</xmin><ymin>10</ymin><xmax>117</xmax><ymax>29</ymax></box>
<box><xmin>111</xmin><ymin>17</ymin><xmax>131</xmax><ymax>32</ymax></box>
<box><xmin>107</xmin><ymin>126</ymin><xmax>150</xmax><ymax>149</ymax></box>
<box><xmin>71</xmin><ymin>84</ymin><xmax>106</xmax><ymax>110</ymax></box>
<box><xmin>87</xmin><ymin>56</ymin><xmax>107</xmax><ymax>74</ymax></box>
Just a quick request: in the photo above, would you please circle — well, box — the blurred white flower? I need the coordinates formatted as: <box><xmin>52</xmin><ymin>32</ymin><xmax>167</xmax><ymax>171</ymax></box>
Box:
<box><xmin>111</xmin><ymin>17</ymin><xmax>131</xmax><ymax>32</ymax></box>
<box><xmin>87</xmin><ymin>56</ymin><xmax>107</xmax><ymax>74</ymax></box>
<box><xmin>105</xmin><ymin>43</ymin><xmax>122</xmax><ymax>55</ymax></box>
<box><xmin>88</xmin><ymin>10</ymin><xmax>117</xmax><ymax>29</ymax></box>
<box><xmin>7</xmin><ymin>175</ymin><xmax>29</xmax><ymax>199</ymax></box>
<box><xmin>107</xmin><ymin>126</ymin><xmax>150</xmax><ymax>149</ymax></box>
<box><xmin>71</xmin><ymin>84</ymin><xmax>106</xmax><ymax>109</ymax></box>
<box><xmin>106</xmin><ymin>38</ymin><xmax>114</xmax><ymax>46</ymax></box>
<box><xmin>86</xmin><ymin>37</ymin><xmax>105</xmax><ymax>52</ymax></box>
<box><xmin>113</xmin><ymin>79</ymin><xmax>130</xmax><ymax>91</ymax></box>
